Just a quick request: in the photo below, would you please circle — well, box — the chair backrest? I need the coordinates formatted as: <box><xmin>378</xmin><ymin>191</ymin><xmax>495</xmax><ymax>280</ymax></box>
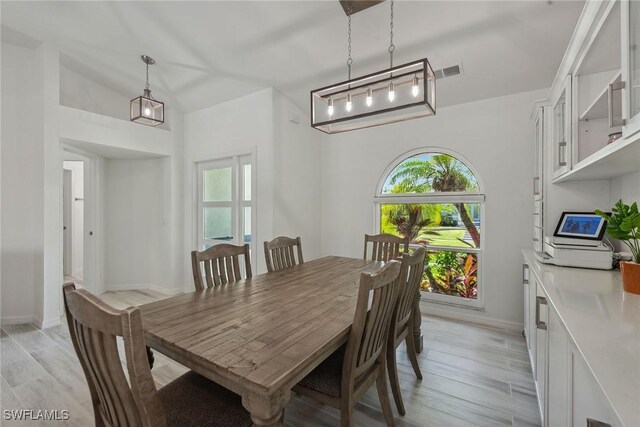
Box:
<box><xmin>191</xmin><ymin>243</ymin><xmax>253</xmax><ymax>291</ymax></box>
<box><xmin>392</xmin><ymin>246</ymin><xmax>426</xmax><ymax>337</ymax></box>
<box><xmin>264</xmin><ymin>236</ymin><xmax>304</xmax><ymax>273</ymax></box>
<box><xmin>363</xmin><ymin>233</ymin><xmax>410</xmax><ymax>261</ymax></box>
<box><xmin>342</xmin><ymin>260</ymin><xmax>402</xmax><ymax>391</ymax></box>
<box><xmin>63</xmin><ymin>283</ymin><xmax>166</xmax><ymax>427</ymax></box>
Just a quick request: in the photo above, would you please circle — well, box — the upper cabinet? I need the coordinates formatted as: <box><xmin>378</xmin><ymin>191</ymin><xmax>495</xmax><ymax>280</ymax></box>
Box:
<box><xmin>550</xmin><ymin>0</ymin><xmax>640</xmax><ymax>183</ymax></box>
<box><xmin>552</xmin><ymin>76</ymin><xmax>572</xmax><ymax>180</ymax></box>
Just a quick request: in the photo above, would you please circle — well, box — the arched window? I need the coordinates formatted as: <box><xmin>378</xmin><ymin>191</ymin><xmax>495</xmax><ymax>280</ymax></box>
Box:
<box><xmin>375</xmin><ymin>149</ymin><xmax>484</xmax><ymax>308</ymax></box>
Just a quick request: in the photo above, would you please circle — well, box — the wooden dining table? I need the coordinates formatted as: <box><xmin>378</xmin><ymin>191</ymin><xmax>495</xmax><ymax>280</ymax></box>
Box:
<box><xmin>140</xmin><ymin>256</ymin><xmax>382</xmax><ymax>426</ymax></box>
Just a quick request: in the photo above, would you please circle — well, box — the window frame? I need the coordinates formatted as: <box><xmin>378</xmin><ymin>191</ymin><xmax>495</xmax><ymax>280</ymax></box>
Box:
<box><xmin>374</xmin><ymin>147</ymin><xmax>485</xmax><ymax>310</ymax></box>
<box><xmin>196</xmin><ymin>151</ymin><xmax>256</xmax><ymax>270</ymax></box>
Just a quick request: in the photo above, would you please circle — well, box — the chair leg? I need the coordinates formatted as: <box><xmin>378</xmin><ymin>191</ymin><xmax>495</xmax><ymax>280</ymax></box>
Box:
<box><xmin>386</xmin><ymin>342</ymin><xmax>406</xmax><ymax>416</ymax></box>
<box><xmin>340</xmin><ymin>405</ymin><xmax>353</xmax><ymax>427</ymax></box>
<box><xmin>376</xmin><ymin>366</ymin><xmax>396</xmax><ymax>427</ymax></box>
<box><xmin>405</xmin><ymin>331</ymin><xmax>423</xmax><ymax>380</ymax></box>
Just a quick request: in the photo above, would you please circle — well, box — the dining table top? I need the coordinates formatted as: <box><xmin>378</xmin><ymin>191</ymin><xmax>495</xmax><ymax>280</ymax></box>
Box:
<box><xmin>139</xmin><ymin>256</ymin><xmax>381</xmax><ymax>425</ymax></box>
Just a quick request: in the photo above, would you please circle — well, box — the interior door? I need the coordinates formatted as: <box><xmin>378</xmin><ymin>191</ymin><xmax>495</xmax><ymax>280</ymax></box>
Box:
<box><xmin>63</xmin><ymin>169</ymin><xmax>72</xmax><ymax>277</ymax></box>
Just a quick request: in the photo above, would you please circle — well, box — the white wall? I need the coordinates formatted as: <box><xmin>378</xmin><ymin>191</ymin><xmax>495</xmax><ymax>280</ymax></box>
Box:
<box><xmin>105</xmin><ymin>158</ymin><xmax>165</xmax><ymax>289</ymax></box>
<box><xmin>608</xmin><ymin>171</ymin><xmax>640</xmax><ymax>254</ymax></box>
<box><xmin>63</xmin><ymin>160</ymin><xmax>84</xmax><ymax>276</ymax></box>
<box><xmin>60</xmin><ymin>64</ymin><xmax>131</xmax><ymax>121</ymax></box>
<box><xmin>184</xmin><ymin>88</ymin><xmax>275</xmax><ymax>282</ymax></box>
<box><xmin>1</xmin><ymin>42</ymin><xmax>43</xmax><ymax>324</ymax></box>
<box><xmin>272</xmin><ymin>91</ymin><xmax>322</xmax><ymax>261</ymax></box>
<box><xmin>319</xmin><ymin>89</ymin><xmax>550</xmax><ymax>328</ymax></box>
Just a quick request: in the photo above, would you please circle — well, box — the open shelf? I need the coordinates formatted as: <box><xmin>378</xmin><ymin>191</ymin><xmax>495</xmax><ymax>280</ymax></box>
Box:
<box><xmin>553</xmin><ymin>132</ymin><xmax>640</xmax><ymax>183</ymax></box>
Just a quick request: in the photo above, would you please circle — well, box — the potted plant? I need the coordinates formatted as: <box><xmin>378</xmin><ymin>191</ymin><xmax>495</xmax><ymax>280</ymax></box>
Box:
<box><xmin>595</xmin><ymin>200</ymin><xmax>640</xmax><ymax>294</ymax></box>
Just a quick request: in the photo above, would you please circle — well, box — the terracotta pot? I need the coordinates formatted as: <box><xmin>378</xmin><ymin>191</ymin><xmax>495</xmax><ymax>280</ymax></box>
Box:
<box><xmin>620</xmin><ymin>261</ymin><xmax>640</xmax><ymax>295</ymax></box>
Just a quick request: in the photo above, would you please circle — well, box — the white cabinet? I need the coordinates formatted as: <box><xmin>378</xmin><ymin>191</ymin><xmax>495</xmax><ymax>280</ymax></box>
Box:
<box><xmin>546</xmin><ymin>0</ymin><xmax>640</xmax><ymax>183</ymax></box>
<box><xmin>622</xmin><ymin>0</ymin><xmax>640</xmax><ymax>136</ymax></box>
<box><xmin>547</xmin><ymin>305</ymin><xmax>569</xmax><ymax>427</ymax></box>
<box><xmin>571</xmin><ymin>348</ymin><xmax>621</xmax><ymax>427</ymax></box>
<box><xmin>535</xmin><ymin>284</ymin><xmax>548</xmax><ymax>425</ymax></box>
<box><xmin>552</xmin><ymin>76</ymin><xmax>572</xmax><ymax>180</ymax></box>
<box><xmin>522</xmin><ymin>255</ymin><xmax>622</xmax><ymax>427</ymax></box>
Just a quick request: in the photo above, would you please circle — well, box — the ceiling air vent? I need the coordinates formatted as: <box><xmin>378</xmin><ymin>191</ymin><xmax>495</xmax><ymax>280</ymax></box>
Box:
<box><xmin>434</xmin><ymin>64</ymin><xmax>462</xmax><ymax>80</ymax></box>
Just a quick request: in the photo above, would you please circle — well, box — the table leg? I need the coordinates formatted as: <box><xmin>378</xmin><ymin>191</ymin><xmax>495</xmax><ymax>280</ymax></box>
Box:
<box><xmin>242</xmin><ymin>390</ymin><xmax>289</xmax><ymax>427</ymax></box>
<box><xmin>146</xmin><ymin>346</ymin><xmax>155</xmax><ymax>369</ymax></box>
<box><xmin>412</xmin><ymin>292</ymin><xmax>424</xmax><ymax>354</ymax></box>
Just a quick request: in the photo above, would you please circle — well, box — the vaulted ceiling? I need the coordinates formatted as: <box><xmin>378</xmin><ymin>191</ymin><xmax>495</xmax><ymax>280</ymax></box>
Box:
<box><xmin>1</xmin><ymin>1</ymin><xmax>585</xmax><ymax>114</ymax></box>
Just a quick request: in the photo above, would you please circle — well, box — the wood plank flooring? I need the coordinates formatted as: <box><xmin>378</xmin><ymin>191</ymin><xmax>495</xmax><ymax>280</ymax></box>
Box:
<box><xmin>1</xmin><ymin>290</ymin><xmax>540</xmax><ymax>426</ymax></box>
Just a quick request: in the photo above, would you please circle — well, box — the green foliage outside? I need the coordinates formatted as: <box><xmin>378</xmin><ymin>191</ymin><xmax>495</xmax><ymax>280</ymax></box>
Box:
<box><xmin>380</xmin><ymin>152</ymin><xmax>480</xmax><ymax>299</ymax></box>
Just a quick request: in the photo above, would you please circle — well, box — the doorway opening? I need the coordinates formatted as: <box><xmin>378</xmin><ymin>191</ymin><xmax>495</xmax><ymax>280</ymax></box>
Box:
<box><xmin>62</xmin><ymin>160</ymin><xmax>84</xmax><ymax>285</ymax></box>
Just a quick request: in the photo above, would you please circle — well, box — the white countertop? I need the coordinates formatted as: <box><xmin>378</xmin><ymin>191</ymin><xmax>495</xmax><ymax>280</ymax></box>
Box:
<box><xmin>523</xmin><ymin>250</ymin><xmax>640</xmax><ymax>427</ymax></box>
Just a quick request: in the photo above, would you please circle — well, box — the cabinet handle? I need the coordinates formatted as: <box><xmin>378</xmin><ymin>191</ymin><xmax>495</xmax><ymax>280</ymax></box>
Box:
<box><xmin>533</xmin><ymin>177</ymin><xmax>540</xmax><ymax>196</ymax></box>
<box><xmin>536</xmin><ymin>296</ymin><xmax>547</xmax><ymax>330</ymax></box>
<box><xmin>522</xmin><ymin>264</ymin><xmax>529</xmax><ymax>284</ymax></box>
<box><xmin>608</xmin><ymin>81</ymin><xmax>625</xmax><ymax>128</ymax></box>
<box><xmin>587</xmin><ymin>419</ymin><xmax>611</xmax><ymax>427</ymax></box>
<box><xmin>558</xmin><ymin>141</ymin><xmax>567</xmax><ymax>166</ymax></box>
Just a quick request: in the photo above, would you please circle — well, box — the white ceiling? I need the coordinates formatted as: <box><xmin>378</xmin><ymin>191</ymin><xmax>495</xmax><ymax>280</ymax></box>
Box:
<box><xmin>1</xmin><ymin>0</ymin><xmax>585</xmax><ymax>114</ymax></box>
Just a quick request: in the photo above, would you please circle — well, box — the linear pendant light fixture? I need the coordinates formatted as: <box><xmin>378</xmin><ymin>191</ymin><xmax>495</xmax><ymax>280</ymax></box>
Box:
<box><xmin>130</xmin><ymin>55</ymin><xmax>164</xmax><ymax>126</ymax></box>
<box><xmin>311</xmin><ymin>0</ymin><xmax>435</xmax><ymax>134</ymax></box>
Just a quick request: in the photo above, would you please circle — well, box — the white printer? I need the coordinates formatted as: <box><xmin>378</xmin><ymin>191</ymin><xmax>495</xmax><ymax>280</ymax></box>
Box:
<box><xmin>535</xmin><ymin>212</ymin><xmax>613</xmax><ymax>270</ymax></box>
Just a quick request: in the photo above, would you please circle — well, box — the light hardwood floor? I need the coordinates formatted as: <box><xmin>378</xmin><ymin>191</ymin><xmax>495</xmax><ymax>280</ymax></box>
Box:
<box><xmin>1</xmin><ymin>290</ymin><xmax>540</xmax><ymax>426</ymax></box>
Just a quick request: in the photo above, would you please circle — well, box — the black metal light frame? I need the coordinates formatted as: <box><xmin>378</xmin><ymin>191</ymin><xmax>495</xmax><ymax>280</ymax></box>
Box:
<box><xmin>311</xmin><ymin>58</ymin><xmax>436</xmax><ymax>134</ymax></box>
<box><xmin>130</xmin><ymin>92</ymin><xmax>165</xmax><ymax>127</ymax></box>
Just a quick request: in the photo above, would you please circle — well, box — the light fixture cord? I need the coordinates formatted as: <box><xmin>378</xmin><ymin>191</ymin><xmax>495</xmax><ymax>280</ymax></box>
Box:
<box><xmin>388</xmin><ymin>0</ymin><xmax>395</xmax><ymax>68</ymax></box>
<box><xmin>347</xmin><ymin>6</ymin><xmax>353</xmax><ymax>80</ymax></box>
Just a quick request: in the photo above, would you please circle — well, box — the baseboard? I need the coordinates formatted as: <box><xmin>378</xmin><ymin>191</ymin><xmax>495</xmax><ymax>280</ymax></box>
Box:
<box><xmin>1</xmin><ymin>315</ymin><xmax>37</xmax><ymax>326</ymax></box>
<box><xmin>105</xmin><ymin>283</ymin><xmax>153</xmax><ymax>292</ymax></box>
<box><xmin>421</xmin><ymin>301</ymin><xmax>524</xmax><ymax>333</ymax></box>
<box><xmin>149</xmin><ymin>285</ymin><xmax>183</xmax><ymax>296</ymax></box>
<box><xmin>105</xmin><ymin>284</ymin><xmax>183</xmax><ymax>296</ymax></box>
<box><xmin>38</xmin><ymin>317</ymin><xmax>62</xmax><ymax>329</ymax></box>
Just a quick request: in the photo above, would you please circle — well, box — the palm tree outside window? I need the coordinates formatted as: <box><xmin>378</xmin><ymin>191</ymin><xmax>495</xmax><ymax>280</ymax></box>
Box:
<box><xmin>375</xmin><ymin>150</ymin><xmax>484</xmax><ymax>309</ymax></box>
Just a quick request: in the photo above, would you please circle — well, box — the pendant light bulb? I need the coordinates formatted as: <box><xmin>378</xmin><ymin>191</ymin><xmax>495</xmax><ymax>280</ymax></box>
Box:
<box><xmin>412</xmin><ymin>75</ymin><xmax>420</xmax><ymax>97</ymax></box>
<box><xmin>346</xmin><ymin>93</ymin><xmax>353</xmax><ymax>112</ymax></box>
<box><xmin>388</xmin><ymin>81</ymin><xmax>395</xmax><ymax>102</ymax></box>
<box><xmin>366</xmin><ymin>87</ymin><xmax>373</xmax><ymax>107</ymax></box>
<box><xmin>144</xmin><ymin>107</ymin><xmax>152</xmax><ymax>116</ymax></box>
<box><xmin>328</xmin><ymin>97</ymin><xmax>334</xmax><ymax>116</ymax></box>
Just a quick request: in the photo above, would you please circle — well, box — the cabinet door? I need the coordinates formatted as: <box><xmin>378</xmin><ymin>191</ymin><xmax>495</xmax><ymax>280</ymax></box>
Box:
<box><xmin>547</xmin><ymin>306</ymin><xmax>569</xmax><ymax>427</ymax></box>
<box><xmin>571</xmin><ymin>348</ymin><xmax>621</xmax><ymax>427</ymax></box>
<box><xmin>527</xmin><ymin>275</ymin><xmax>538</xmax><ymax>374</ymax></box>
<box><xmin>534</xmin><ymin>107</ymin><xmax>544</xmax><ymax>200</ymax></box>
<box><xmin>535</xmin><ymin>284</ymin><xmax>549</xmax><ymax>425</ymax></box>
<box><xmin>623</xmin><ymin>0</ymin><xmax>640</xmax><ymax>136</ymax></box>
<box><xmin>552</xmin><ymin>76</ymin><xmax>572</xmax><ymax>179</ymax></box>
<box><xmin>523</xmin><ymin>263</ymin><xmax>530</xmax><ymax>343</ymax></box>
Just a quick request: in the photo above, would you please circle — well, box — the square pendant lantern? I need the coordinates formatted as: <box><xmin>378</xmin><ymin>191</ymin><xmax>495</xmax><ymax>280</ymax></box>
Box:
<box><xmin>311</xmin><ymin>58</ymin><xmax>435</xmax><ymax>134</ymax></box>
<box><xmin>130</xmin><ymin>55</ymin><xmax>164</xmax><ymax>127</ymax></box>
<box><xmin>130</xmin><ymin>90</ymin><xmax>164</xmax><ymax>126</ymax></box>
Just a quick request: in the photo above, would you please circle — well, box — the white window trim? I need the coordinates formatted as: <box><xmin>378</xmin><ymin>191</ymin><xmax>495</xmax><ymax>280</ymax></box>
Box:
<box><xmin>374</xmin><ymin>147</ymin><xmax>485</xmax><ymax>310</ymax></box>
<box><xmin>194</xmin><ymin>149</ymin><xmax>257</xmax><ymax>270</ymax></box>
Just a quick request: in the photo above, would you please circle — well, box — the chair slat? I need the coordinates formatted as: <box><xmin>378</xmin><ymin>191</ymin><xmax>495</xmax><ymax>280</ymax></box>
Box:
<box><xmin>364</xmin><ymin>234</ymin><xmax>410</xmax><ymax>262</ymax></box>
<box><xmin>263</xmin><ymin>236</ymin><xmax>304</xmax><ymax>273</ymax></box>
<box><xmin>190</xmin><ymin>244</ymin><xmax>252</xmax><ymax>290</ymax></box>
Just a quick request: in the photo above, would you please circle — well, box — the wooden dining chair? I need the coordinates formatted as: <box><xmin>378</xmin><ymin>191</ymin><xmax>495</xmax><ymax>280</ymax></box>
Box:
<box><xmin>293</xmin><ymin>260</ymin><xmax>403</xmax><ymax>427</ymax></box>
<box><xmin>191</xmin><ymin>243</ymin><xmax>252</xmax><ymax>291</ymax></box>
<box><xmin>387</xmin><ymin>246</ymin><xmax>426</xmax><ymax>416</ymax></box>
<box><xmin>264</xmin><ymin>236</ymin><xmax>304</xmax><ymax>272</ymax></box>
<box><xmin>363</xmin><ymin>233</ymin><xmax>410</xmax><ymax>262</ymax></box>
<box><xmin>62</xmin><ymin>283</ymin><xmax>251</xmax><ymax>427</ymax></box>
